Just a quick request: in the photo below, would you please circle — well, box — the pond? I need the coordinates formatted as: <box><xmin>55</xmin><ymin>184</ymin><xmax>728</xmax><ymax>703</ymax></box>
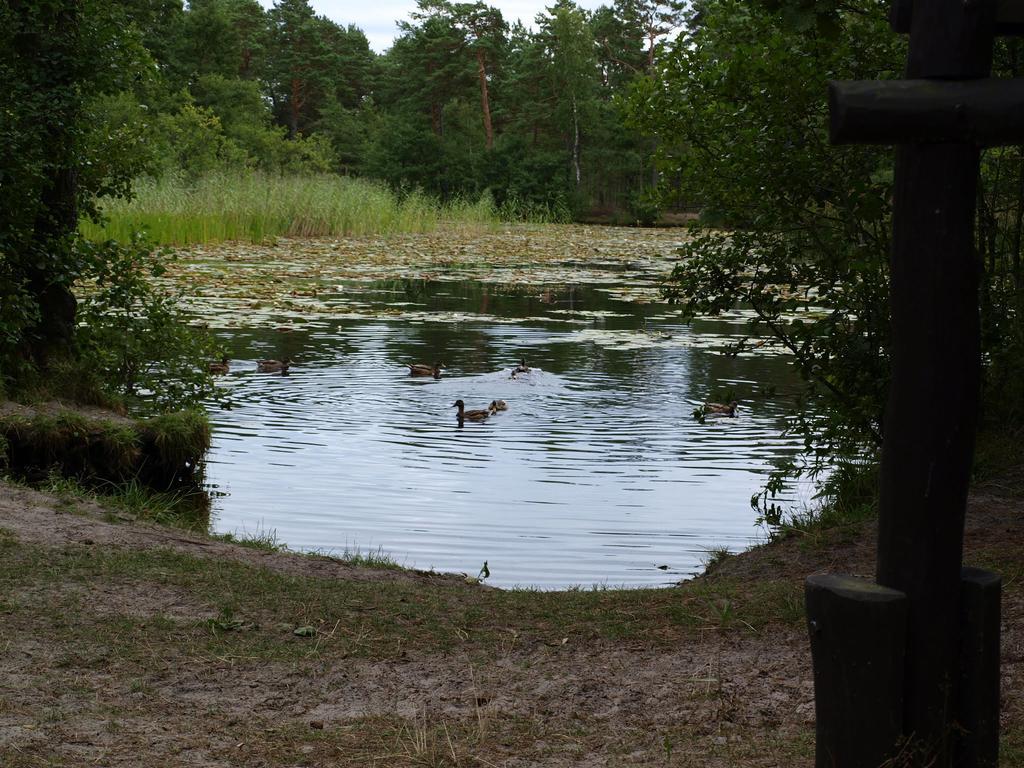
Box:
<box><xmin>174</xmin><ymin>225</ymin><xmax>809</xmax><ymax>588</ymax></box>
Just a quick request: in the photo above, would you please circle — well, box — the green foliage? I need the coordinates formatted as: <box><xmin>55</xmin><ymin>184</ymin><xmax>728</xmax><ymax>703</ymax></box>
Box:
<box><xmin>143</xmin><ymin>409</ymin><xmax>213</xmax><ymax>471</ymax></box>
<box><xmin>627</xmin><ymin>0</ymin><xmax>902</xmax><ymax>484</ymax></box>
<box><xmin>157</xmin><ymin>103</ymin><xmax>249</xmax><ymax>178</ymax></box>
<box><xmin>625</xmin><ymin>0</ymin><xmax>1024</xmax><ymax>513</ymax></box>
<box><xmin>74</xmin><ymin>237</ymin><xmax>219</xmax><ymax>414</ymax></box>
<box><xmin>0</xmin><ymin>0</ymin><xmax>152</xmax><ymax>367</ymax></box>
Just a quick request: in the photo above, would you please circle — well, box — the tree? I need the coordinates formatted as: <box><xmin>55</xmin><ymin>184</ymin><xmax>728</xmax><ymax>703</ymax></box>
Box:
<box><xmin>170</xmin><ymin>0</ymin><xmax>267</xmax><ymax>84</ymax></box>
<box><xmin>0</xmin><ymin>0</ymin><xmax>149</xmax><ymax>367</ymax></box>
<box><xmin>626</xmin><ymin>0</ymin><xmax>904</xmax><ymax>485</ymax></box>
<box><xmin>536</xmin><ymin>1</ymin><xmax>599</xmax><ymax>189</ymax></box>
<box><xmin>436</xmin><ymin>0</ymin><xmax>507</xmax><ymax>150</ymax></box>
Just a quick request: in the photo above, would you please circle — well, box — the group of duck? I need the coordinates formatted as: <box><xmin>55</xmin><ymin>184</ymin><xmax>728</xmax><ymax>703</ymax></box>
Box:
<box><xmin>209</xmin><ymin>356</ymin><xmax>290</xmax><ymax>375</ymax></box>
<box><xmin>211</xmin><ymin>353</ymin><xmax>739</xmax><ymax>420</ymax></box>
<box><xmin>408</xmin><ymin>357</ymin><xmax>530</xmax><ymax>424</ymax></box>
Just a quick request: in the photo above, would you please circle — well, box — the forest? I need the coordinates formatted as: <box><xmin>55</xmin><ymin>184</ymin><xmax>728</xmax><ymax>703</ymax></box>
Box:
<box><xmin>77</xmin><ymin>0</ymin><xmax>672</xmax><ymax>220</ymax></box>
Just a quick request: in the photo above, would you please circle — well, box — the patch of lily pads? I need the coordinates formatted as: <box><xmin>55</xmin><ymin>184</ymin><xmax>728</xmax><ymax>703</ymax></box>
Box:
<box><xmin>164</xmin><ymin>224</ymin><xmax>688</xmax><ymax>328</ymax></box>
<box><xmin>160</xmin><ymin>224</ymin><xmax>823</xmax><ymax>355</ymax></box>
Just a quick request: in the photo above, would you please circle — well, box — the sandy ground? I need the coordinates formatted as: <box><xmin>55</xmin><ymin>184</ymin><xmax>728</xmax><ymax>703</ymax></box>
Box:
<box><xmin>0</xmin><ymin>480</ymin><xmax>1020</xmax><ymax>766</ymax></box>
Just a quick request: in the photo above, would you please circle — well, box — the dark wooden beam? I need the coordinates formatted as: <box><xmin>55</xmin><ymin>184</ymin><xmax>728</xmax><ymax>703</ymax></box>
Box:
<box><xmin>881</xmin><ymin>137</ymin><xmax>982</xmax><ymax>764</ymax></box>
<box><xmin>829</xmin><ymin>79</ymin><xmax>1024</xmax><ymax>146</ymax></box>
<box><xmin>892</xmin><ymin>0</ymin><xmax>1022</xmax><ymax>38</ymax></box>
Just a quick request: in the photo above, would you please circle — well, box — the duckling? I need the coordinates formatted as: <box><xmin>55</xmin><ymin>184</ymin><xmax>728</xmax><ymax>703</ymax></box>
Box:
<box><xmin>705</xmin><ymin>400</ymin><xmax>738</xmax><ymax>417</ymax></box>
<box><xmin>407</xmin><ymin>361</ymin><xmax>443</xmax><ymax>379</ymax></box>
<box><xmin>208</xmin><ymin>355</ymin><xmax>230</xmax><ymax>375</ymax></box>
<box><xmin>488</xmin><ymin>399</ymin><xmax>508</xmax><ymax>413</ymax></box>
<box><xmin>257</xmin><ymin>358</ymin><xmax>291</xmax><ymax>373</ymax></box>
<box><xmin>452</xmin><ymin>399</ymin><xmax>490</xmax><ymax>422</ymax></box>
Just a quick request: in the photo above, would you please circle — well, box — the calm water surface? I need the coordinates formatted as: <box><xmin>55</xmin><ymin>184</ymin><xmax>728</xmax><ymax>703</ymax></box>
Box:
<box><xmin>205</xmin><ymin>279</ymin><xmax>806</xmax><ymax>588</ymax></box>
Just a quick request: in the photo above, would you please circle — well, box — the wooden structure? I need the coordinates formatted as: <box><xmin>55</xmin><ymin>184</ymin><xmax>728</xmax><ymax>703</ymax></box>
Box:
<box><xmin>807</xmin><ymin>0</ymin><xmax>1017</xmax><ymax>765</ymax></box>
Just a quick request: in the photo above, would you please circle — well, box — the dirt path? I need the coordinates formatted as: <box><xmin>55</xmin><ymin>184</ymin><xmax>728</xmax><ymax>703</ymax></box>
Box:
<box><xmin>0</xmin><ymin>480</ymin><xmax>1020</xmax><ymax>766</ymax></box>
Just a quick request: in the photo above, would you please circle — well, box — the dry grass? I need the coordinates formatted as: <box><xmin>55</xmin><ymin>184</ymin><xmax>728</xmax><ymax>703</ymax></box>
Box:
<box><xmin>0</xmin><ymin>469</ymin><xmax>1020</xmax><ymax>767</ymax></box>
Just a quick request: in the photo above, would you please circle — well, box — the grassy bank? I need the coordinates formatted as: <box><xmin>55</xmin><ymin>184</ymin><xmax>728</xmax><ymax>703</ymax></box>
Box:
<box><xmin>1</xmin><ymin>469</ymin><xmax>1021</xmax><ymax>766</ymax></box>
<box><xmin>81</xmin><ymin>173</ymin><xmax>501</xmax><ymax>245</ymax></box>
<box><xmin>0</xmin><ymin>403</ymin><xmax>210</xmax><ymax>491</ymax></box>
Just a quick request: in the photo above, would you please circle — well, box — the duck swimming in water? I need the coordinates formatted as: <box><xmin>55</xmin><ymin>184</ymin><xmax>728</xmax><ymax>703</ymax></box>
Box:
<box><xmin>257</xmin><ymin>358</ymin><xmax>291</xmax><ymax>373</ymax></box>
<box><xmin>208</xmin><ymin>355</ymin><xmax>230</xmax><ymax>375</ymax></box>
<box><xmin>452</xmin><ymin>399</ymin><xmax>490</xmax><ymax>422</ymax></box>
<box><xmin>408</xmin><ymin>362</ymin><xmax>443</xmax><ymax>378</ymax></box>
<box><xmin>489</xmin><ymin>399</ymin><xmax>508</xmax><ymax>413</ymax></box>
<box><xmin>705</xmin><ymin>400</ymin><xmax>738</xmax><ymax>416</ymax></box>
<box><xmin>511</xmin><ymin>357</ymin><xmax>530</xmax><ymax>378</ymax></box>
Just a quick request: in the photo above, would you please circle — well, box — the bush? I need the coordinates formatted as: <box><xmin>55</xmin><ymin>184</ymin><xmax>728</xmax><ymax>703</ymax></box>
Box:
<box><xmin>74</xmin><ymin>236</ymin><xmax>219</xmax><ymax>415</ymax></box>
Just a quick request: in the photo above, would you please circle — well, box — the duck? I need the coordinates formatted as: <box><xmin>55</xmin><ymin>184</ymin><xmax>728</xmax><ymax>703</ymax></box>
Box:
<box><xmin>511</xmin><ymin>357</ymin><xmax>530</xmax><ymax>378</ymax></box>
<box><xmin>489</xmin><ymin>399</ymin><xmax>508</xmax><ymax>413</ymax></box>
<box><xmin>257</xmin><ymin>358</ymin><xmax>291</xmax><ymax>373</ymax></box>
<box><xmin>452</xmin><ymin>399</ymin><xmax>490</xmax><ymax>422</ymax></box>
<box><xmin>407</xmin><ymin>362</ymin><xmax>443</xmax><ymax>379</ymax></box>
<box><xmin>705</xmin><ymin>400</ymin><xmax>738</xmax><ymax>416</ymax></box>
<box><xmin>208</xmin><ymin>355</ymin><xmax>230</xmax><ymax>375</ymax></box>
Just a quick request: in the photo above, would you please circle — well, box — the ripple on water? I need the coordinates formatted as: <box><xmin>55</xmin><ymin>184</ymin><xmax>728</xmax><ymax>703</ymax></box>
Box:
<box><xmin>205</xmin><ymin>284</ymin><xmax>809</xmax><ymax>589</ymax></box>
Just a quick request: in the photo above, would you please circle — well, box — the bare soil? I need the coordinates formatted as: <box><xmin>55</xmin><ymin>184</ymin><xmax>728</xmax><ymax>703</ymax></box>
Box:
<box><xmin>0</xmin><ymin>478</ymin><xmax>1020</xmax><ymax>767</ymax></box>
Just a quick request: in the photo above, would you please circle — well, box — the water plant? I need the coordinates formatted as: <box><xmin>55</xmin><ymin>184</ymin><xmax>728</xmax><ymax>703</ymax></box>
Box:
<box><xmin>80</xmin><ymin>173</ymin><xmax>504</xmax><ymax>246</ymax></box>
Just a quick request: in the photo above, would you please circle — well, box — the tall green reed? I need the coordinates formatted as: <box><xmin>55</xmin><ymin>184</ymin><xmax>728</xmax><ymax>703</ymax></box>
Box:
<box><xmin>81</xmin><ymin>173</ymin><xmax>503</xmax><ymax>245</ymax></box>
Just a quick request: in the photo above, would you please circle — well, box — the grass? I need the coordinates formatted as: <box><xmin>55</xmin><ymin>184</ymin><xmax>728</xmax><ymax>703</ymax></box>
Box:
<box><xmin>321</xmin><ymin>544</ymin><xmax>403</xmax><ymax>570</ymax></box>
<box><xmin>0</xmin><ymin>537</ymin><xmax>805</xmax><ymax>668</ymax></box>
<box><xmin>0</xmin><ymin>404</ymin><xmax>210</xmax><ymax>491</ymax></box>
<box><xmin>701</xmin><ymin>546</ymin><xmax>734</xmax><ymax>574</ymax></box>
<box><xmin>80</xmin><ymin>172</ymin><xmax>503</xmax><ymax>246</ymax></box>
<box><xmin>211</xmin><ymin>527</ymin><xmax>283</xmax><ymax>552</ymax></box>
<box><xmin>36</xmin><ymin>472</ymin><xmax>208</xmax><ymax>529</ymax></box>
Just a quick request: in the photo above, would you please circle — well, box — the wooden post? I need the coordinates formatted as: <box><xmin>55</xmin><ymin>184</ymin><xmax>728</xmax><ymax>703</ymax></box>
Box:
<box><xmin>805</xmin><ymin>575</ymin><xmax>907</xmax><ymax>768</ymax></box>
<box><xmin>819</xmin><ymin>0</ymin><xmax>1023</xmax><ymax>764</ymax></box>
<box><xmin>877</xmin><ymin>2</ymin><xmax>993</xmax><ymax>760</ymax></box>
<box><xmin>954</xmin><ymin>568</ymin><xmax>1002</xmax><ymax>768</ymax></box>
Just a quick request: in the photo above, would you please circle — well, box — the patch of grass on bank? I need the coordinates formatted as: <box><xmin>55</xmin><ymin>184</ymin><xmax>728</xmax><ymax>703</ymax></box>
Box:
<box><xmin>81</xmin><ymin>173</ymin><xmax>501</xmax><ymax>245</ymax></box>
<box><xmin>0</xmin><ymin>539</ymin><xmax>806</xmax><ymax>667</ymax></box>
<box><xmin>36</xmin><ymin>473</ymin><xmax>208</xmax><ymax>530</ymax></box>
<box><xmin>320</xmin><ymin>544</ymin><xmax>404</xmax><ymax>570</ymax></box>
<box><xmin>211</xmin><ymin>528</ymin><xmax>283</xmax><ymax>552</ymax></box>
<box><xmin>764</xmin><ymin>460</ymin><xmax>879</xmax><ymax>549</ymax></box>
<box><xmin>0</xmin><ymin>405</ymin><xmax>210</xmax><ymax>491</ymax></box>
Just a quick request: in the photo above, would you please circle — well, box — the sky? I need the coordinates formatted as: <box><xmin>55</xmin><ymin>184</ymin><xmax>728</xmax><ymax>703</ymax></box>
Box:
<box><xmin>258</xmin><ymin>1</ymin><xmax>608</xmax><ymax>53</ymax></box>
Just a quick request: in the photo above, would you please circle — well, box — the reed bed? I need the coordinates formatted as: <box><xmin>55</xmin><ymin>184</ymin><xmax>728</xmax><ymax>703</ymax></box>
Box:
<box><xmin>81</xmin><ymin>173</ymin><xmax>501</xmax><ymax>245</ymax></box>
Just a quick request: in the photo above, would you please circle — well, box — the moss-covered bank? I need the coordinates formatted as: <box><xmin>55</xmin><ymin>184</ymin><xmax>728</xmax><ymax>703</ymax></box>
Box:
<box><xmin>0</xmin><ymin>402</ymin><xmax>210</xmax><ymax>490</ymax></box>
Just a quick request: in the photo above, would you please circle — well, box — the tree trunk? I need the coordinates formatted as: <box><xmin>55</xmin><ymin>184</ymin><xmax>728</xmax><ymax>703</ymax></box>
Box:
<box><xmin>476</xmin><ymin>49</ymin><xmax>493</xmax><ymax>151</ymax></box>
<box><xmin>289</xmin><ymin>77</ymin><xmax>304</xmax><ymax>136</ymax></box>
<box><xmin>571</xmin><ymin>95</ymin><xmax>581</xmax><ymax>187</ymax></box>
<box><xmin>16</xmin><ymin>0</ymin><xmax>81</xmax><ymax>364</ymax></box>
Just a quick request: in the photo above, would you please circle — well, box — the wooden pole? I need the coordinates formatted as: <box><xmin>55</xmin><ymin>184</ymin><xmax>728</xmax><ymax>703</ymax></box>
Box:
<box><xmin>805</xmin><ymin>575</ymin><xmax>907</xmax><ymax>767</ymax></box>
<box><xmin>876</xmin><ymin>1</ymin><xmax>994</xmax><ymax>762</ymax></box>
<box><xmin>955</xmin><ymin>567</ymin><xmax>1002</xmax><ymax>768</ymax></box>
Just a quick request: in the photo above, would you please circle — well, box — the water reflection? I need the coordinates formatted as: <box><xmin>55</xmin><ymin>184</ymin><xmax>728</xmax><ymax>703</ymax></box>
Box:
<box><xmin>205</xmin><ymin>280</ymin><xmax>806</xmax><ymax>588</ymax></box>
